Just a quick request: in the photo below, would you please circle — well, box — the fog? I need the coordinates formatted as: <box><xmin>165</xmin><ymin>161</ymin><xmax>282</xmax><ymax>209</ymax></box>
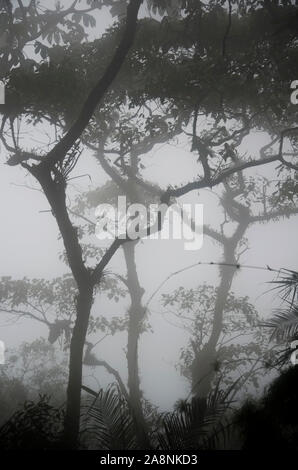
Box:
<box><xmin>0</xmin><ymin>0</ymin><xmax>298</xmax><ymax>451</ymax></box>
<box><xmin>1</xmin><ymin>135</ymin><xmax>297</xmax><ymax>408</ymax></box>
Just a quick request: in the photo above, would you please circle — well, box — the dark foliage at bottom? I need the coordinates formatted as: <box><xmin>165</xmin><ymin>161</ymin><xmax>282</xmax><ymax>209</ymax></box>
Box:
<box><xmin>0</xmin><ymin>396</ymin><xmax>64</xmax><ymax>450</ymax></box>
<box><xmin>236</xmin><ymin>366</ymin><xmax>298</xmax><ymax>450</ymax></box>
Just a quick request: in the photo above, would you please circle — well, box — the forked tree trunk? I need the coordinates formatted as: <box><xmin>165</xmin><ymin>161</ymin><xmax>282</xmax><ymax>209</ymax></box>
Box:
<box><xmin>19</xmin><ymin>0</ymin><xmax>142</xmax><ymax>449</ymax></box>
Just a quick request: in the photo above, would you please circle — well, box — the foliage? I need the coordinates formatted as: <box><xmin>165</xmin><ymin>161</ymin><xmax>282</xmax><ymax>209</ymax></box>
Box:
<box><xmin>0</xmin><ymin>0</ymin><xmax>113</xmax><ymax>78</ymax></box>
<box><xmin>81</xmin><ymin>385</ymin><xmax>137</xmax><ymax>449</ymax></box>
<box><xmin>0</xmin><ymin>339</ymin><xmax>68</xmax><ymax>429</ymax></box>
<box><xmin>263</xmin><ymin>269</ymin><xmax>298</xmax><ymax>360</ymax></box>
<box><xmin>161</xmin><ymin>284</ymin><xmax>276</xmax><ymax>393</ymax></box>
<box><xmin>155</xmin><ymin>388</ymin><xmax>230</xmax><ymax>450</ymax></box>
<box><xmin>3</xmin><ymin>4</ymin><xmax>298</xmax><ymax>139</ymax></box>
<box><xmin>236</xmin><ymin>366</ymin><xmax>298</xmax><ymax>450</ymax></box>
<box><xmin>0</xmin><ymin>339</ymin><xmax>68</xmax><ymax>404</ymax></box>
<box><xmin>0</xmin><ymin>273</ymin><xmax>126</xmax><ymax>345</ymax></box>
<box><xmin>0</xmin><ymin>375</ymin><xmax>27</xmax><ymax>426</ymax></box>
<box><xmin>80</xmin><ymin>383</ymin><xmax>231</xmax><ymax>450</ymax></box>
<box><xmin>0</xmin><ymin>275</ymin><xmax>77</xmax><ymax>346</ymax></box>
<box><xmin>0</xmin><ymin>395</ymin><xmax>64</xmax><ymax>450</ymax></box>
<box><xmin>0</xmin><ymin>0</ymin><xmax>298</xmax><ymax>450</ymax></box>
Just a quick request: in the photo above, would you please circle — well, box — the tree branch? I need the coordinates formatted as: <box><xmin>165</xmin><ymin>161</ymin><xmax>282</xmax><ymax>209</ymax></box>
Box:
<box><xmin>42</xmin><ymin>0</ymin><xmax>142</xmax><ymax>168</ymax></box>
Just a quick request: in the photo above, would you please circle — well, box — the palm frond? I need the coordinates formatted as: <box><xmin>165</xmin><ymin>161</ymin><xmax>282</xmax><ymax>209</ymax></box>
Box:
<box><xmin>155</xmin><ymin>387</ymin><xmax>230</xmax><ymax>450</ymax></box>
<box><xmin>262</xmin><ymin>304</ymin><xmax>298</xmax><ymax>341</ymax></box>
<box><xmin>202</xmin><ymin>417</ymin><xmax>234</xmax><ymax>450</ymax></box>
<box><xmin>80</xmin><ymin>385</ymin><xmax>136</xmax><ymax>450</ymax></box>
<box><xmin>268</xmin><ymin>269</ymin><xmax>298</xmax><ymax>306</ymax></box>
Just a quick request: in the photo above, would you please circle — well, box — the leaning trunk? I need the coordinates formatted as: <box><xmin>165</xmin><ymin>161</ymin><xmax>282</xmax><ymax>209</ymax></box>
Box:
<box><xmin>191</xmin><ymin>200</ymin><xmax>249</xmax><ymax>399</ymax></box>
<box><xmin>191</xmin><ymin>266</ymin><xmax>235</xmax><ymax>398</ymax></box>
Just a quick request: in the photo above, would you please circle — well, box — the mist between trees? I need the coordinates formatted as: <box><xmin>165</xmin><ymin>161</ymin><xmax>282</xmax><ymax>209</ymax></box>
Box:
<box><xmin>0</xmin><ymin>0</ymin><xmax>298</xmax><ymax>450</ymax></box>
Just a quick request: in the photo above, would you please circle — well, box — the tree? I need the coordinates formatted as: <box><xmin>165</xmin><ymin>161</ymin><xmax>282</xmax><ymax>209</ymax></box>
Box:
<box><xmin>1</xmin><ymin>0</ymin><xmax>143</xmax><ymax>447</ymax></box>
<box><xmin>1</xmin><ymin>0</ymin><xmax>298</xmax><ymax>449</ymax></box>
<box><xmin>160</xmin><ymin>172</ymin><xmax>298</xmax><ymax>399</ymax></box>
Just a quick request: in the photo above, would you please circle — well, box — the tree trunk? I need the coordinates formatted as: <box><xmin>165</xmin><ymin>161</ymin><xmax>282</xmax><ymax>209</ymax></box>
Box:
<box><xmin>63</xmin><ymin>286</ymin><xmax>94</xmax><ymax>448</ymax></box>
<box><xmin>123</xmin><ymin>241</ymin><xmax>151</xmax><ymax>449</ymax></box>
<box><xmin>191</xmin><ymin>220</ymin><xmax>248</xmax><ymax>399</ymax></box>
<box><xmin>191</xmin><ymin>265</ymin><xmax>236</xmax><ymax>398</ymax></box>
